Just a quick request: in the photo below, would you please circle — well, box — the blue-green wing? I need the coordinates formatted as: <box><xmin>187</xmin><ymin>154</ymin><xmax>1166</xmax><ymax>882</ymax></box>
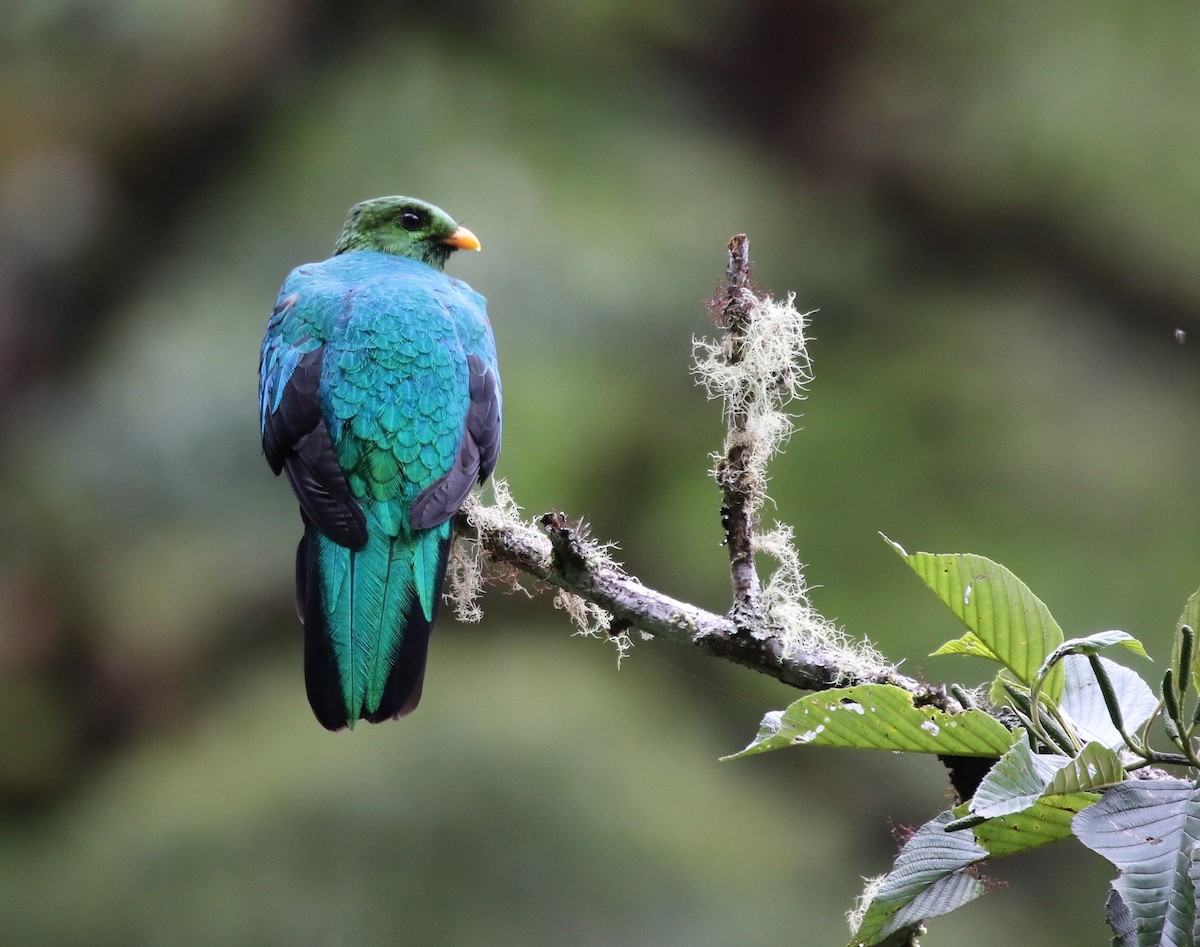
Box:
<box><xmin>262</xmin><ymin>251</ymin><xmax>499</xmax><ymax>728</ymax></box>
<box><xmin>410</xmin><ymin>272</ymin><xmax>501</xmax><ymax>527</ymax></box>
<box><xmin>259</xmin><ymin>275</ymin><xmax>367</xmax><ymax>549</ymax></box>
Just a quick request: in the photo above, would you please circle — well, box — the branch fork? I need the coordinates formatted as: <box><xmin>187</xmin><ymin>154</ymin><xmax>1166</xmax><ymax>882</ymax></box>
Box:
<box><xmin>450</xmin><ymin>234</ymin><xmax>949</xmax><ymax>709</ymax></box>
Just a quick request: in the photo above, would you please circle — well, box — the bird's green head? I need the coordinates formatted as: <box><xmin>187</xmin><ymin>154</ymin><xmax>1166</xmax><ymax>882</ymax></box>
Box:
<box><xmin>333</xmin><ymin>196</ymin><xmax>480</xmax><ymax>269</ymax></box>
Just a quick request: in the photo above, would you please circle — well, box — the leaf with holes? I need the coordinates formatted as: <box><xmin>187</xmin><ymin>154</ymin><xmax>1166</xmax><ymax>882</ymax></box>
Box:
<box><xmin>724</xmin><ymin>684</ymin><xmax>1016</xmax><ymax>760</ymax></box>
<box><xmin>966</xmin><ymin>791</ymin><xmax>1100</xmax><ymax>858</ymax></box>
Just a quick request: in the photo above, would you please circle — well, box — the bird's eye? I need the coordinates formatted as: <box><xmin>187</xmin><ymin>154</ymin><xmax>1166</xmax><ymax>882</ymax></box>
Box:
<box><xmin>399</xmin><ymin>211</ymin><xmax>424</xmax><ymax>232</ymax></box>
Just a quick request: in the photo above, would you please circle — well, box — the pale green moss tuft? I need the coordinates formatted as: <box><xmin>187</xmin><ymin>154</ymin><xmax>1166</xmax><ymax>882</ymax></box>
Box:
<box><xmin>693</xmin><ymin>292</ymin><xmax>815</xmax><ymax>514</ymax></box>
<box><xmin>450</xmin><ymin>481</ymin><xmax>630</xmax><ymax>661</ymax></box>
<box><xmin>846</xmin><ymin>874</ymin><xmax>887</xmax><ymax>935</ymax></box>
<box><xmin>756</xmin><ymin>524</ymin><xmax>886</xmax><ymax>680</ymax></box>
<box><xmin>554</xmin><ymin>589</ymin><xmax>630</xmax><ymax>663</ymax></box>
<box><xmin>464</xmin><ymin>478</ymin><xmax>525</xmax><ymax>535</ymax></box>
<box><xmin>695</xmin><ymin>289</ymin><xmax>890</xmax><ymax>678</ymax></box>
<box><xmin>446</xmin><ymin>479</ymin><xmax>530</xmax><ymax>622</ymax></box>
<box><xmin>445</xmin><ymin>535</ymin><xmax>484</xmax><ymax>623</ymax></box>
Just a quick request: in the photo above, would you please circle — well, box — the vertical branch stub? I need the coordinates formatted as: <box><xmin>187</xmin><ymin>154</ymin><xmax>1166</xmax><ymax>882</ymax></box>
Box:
<box><xmin>714</xmin><ymin>233</ymin><xmax>762</xmax><ymax>625</ymax></box>
<box><xmin>719</xmin><ymin>233</ymin><xmax>751</xmax><ymax>326</ymax></box>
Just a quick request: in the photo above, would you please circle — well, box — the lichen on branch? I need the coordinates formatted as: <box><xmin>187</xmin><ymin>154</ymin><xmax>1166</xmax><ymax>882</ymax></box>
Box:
<box><xmin>693</xmin><ymin>235</ymin><xmax>813</xmax><ymax>623</ymax></box>
<box><xmin>693</xmin><ymin>234</ymin><xmax>884</xmax><ymax>676</ymax></box>
<box><xmin>445</xmin><ymin>234</ymin><xmax>911</xmax><ymax>702</ymax></box>
<box><xmin>693</xmin><ymin>242</ymin><xmax>814</xmax><ymax>498</ymax></box>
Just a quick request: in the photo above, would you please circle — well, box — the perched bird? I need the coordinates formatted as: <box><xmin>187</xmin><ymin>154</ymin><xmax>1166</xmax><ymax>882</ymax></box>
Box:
<box><xmin>259</xmin><ymin>196</ymin><xmax>501</xmax><ymax>730</ymax></box>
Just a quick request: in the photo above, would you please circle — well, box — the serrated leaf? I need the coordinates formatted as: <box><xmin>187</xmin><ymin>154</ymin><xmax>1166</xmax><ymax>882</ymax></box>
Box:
<box><xmin>886</xmin><ymin>539</ymin><xmax>1064</xmax><ymax>697</ymax></box>
<box><xmin>965</xmin><ymin>792</ymin><xmax>1100</xmax><ymax>858</ymax></box>
<box><xmin>1059</xmin><ymin>654</ymin><xmax>1157</xmax><ymax>751</ymax></box>
<box><xmin>987</xmin><ymin>671</ymin><xmax>1018</xmax><ymax>708</ymax></box>
<box><xmin>931</xmin><ymin>631</ymin><xmax>1001</xmax><ymax>661</ymax></box>
<box><xmin>724</xmin><ymin>684</ymin><xmax>1016</xmax><ymax>760</ymax></box>
<box><xmin>970</xmin><ymin>738</ymin><xmax>1068</xmax><ymax>819</ymax></box>
<box><xmin>850</xmin><ymin>810</ymin><xmax>988</xmax><ymax>945</ymax></box>
<box><xmin>1106</xmin><ymin>888</ymin><xmax>1137</xmax><ymax>947</ymax></box>
<box><xmin>1043</xmin><ymin>742</ymin><xmax>1125</xmax><ymax>795</ymax></box>
<box><xmin>1036</xmin><ymin>630</ymin><xmax>1149</xmax><ymax>684</ymax></box>
<box><xmin>1073</xmin><ymin>780</ymin><xmax>1200</xmax><ymax>947</ymax></box>
<box><xmin>969</xmin><ymin>739</ymin><xmax>1121</xmax><ymax>822</ymax></box>
<box><xmin>1174</xmin><ymin>588</ymin><xmax>1200</xmax><ymax>694</ymax></box>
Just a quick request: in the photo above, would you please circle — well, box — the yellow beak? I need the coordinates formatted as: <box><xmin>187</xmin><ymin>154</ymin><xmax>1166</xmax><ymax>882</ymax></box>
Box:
<box><xmin>442</xmin><ymin>225</ymin><xmax>481</xmax><ymax>251</ymax></box>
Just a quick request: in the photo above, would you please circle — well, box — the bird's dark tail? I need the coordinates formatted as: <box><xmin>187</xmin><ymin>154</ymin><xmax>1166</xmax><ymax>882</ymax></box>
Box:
<box><xmin>297</xmin><ymin>517</ymin><xmax>451</xmax><ymax>731</ymax></box>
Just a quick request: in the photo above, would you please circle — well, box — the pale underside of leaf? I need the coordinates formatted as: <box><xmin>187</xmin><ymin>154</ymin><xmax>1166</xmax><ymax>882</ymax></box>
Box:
<box><xmin>970</xmin><ymin>738</ymin><xmax>1123</xmax><ymax>821</ymax></box>
<box><xmin>1036</xmin><ymin>630</ymin><xmax>1149</xmax><ymax>684</ymax></box>
<box><xmin>1059</xmin><ymin>654</ymin><xmax>1158</xmax><ymax>750</ymax></box>
<box><xmin>1043</xmin><ymin>742</ymin><xmax>1125</xmax><ymax>796</ymax></box>
<box><xmin>849</xmin><ymin>810</ymin><xmax>988</xmax><ymax>946</ymax></box>
<box><xmin>970</xmin><ymin>737</ymin><xmax>1068</xmax><ymax>819</ymax></box>
<box><xmin>1073</xmin><ymin>780</ymin><xmax>1200</xmax><ymax>947</ymax></box>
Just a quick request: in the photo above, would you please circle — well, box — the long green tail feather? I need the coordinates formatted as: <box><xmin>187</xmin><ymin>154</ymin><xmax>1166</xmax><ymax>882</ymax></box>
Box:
<box><xmin>312</xmin><ymin>505</ymin><xmax>451</xmax><ymax>724</ymax></box>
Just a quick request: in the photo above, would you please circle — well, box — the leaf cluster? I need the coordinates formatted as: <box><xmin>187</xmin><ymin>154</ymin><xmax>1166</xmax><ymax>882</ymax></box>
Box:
<box><xmin>730</xmin><ymin>542</ymin><xmax>1200</xmax><ymax>946</ymax></box>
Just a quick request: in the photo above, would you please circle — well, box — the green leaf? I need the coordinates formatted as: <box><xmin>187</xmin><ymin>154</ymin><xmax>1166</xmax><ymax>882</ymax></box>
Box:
<box><xmin>1035</xmin><ymin>630</ymin><xmax>1149</xmax><ymax>684</ymax></box>
<box><xmin>723</xmin><ymin>684</ymin><xmax>1017</xmax><ymax>760</ymax></box>
<box><xmin>850</xmin><ymin>810</ymin><xmax>988</xmax><ymax>946</ymax></box>
<box><xmin>1073</xmin><ymin>780</ymin><xmax>1200</xmax><ymax>946</ymax></box>
<box><xmin>931</xmin><ymin>631</ymin><xmax>1000</xmax><ymax>661</ymax></box>
<box><xmin>967</xmin><ymin>792</ymin><xmax>1099</xmax><ymax>858</ymax></box>
<box><xmin>1059</xmin><ymin>654</ymin><xmax>1157</xmax><ymax>750</ymax></box>
<box><xmin>970</xmin><ymin>737</ymin><xmax>1067</xmax><ymax>819</ymax></box>
<box><xmin>887</xmin><ymin>539</ymin><xmax>1064</xmax><ymax>697</ymax></box>
<box><xmin>1174</xmin><ymin>588</ymin><xmax>1200</xmax><ymax>693</ymax></box>
<box><xmin>968</xmin><ymin>739</ymin><xmax>1121</xmax><ymax>821</ymax></box>
<box><xmin>1043</xmin><ymin>742</ymin><xmax>1125</xmax><ymax>795</ymax></box>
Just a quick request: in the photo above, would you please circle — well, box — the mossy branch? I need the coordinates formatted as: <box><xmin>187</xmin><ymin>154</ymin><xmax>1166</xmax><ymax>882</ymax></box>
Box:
<box><xmin>445</xmin><ymin>233</ymin><xmax>1182</xmax><ymax>947</ymax></box>
<box><xmin>448</xmin><ymin>234</ymin><xmax>955</xmax><ymax>712</ymax></box>
<box><xmin>451</xmin><ymin>496</ymin><xmax>930</xmax><ymax>698</ymax></box>
<box><xmin>712</xmin><ymin>234</ymin><xmax>763</xmax><ymax>622</ymax></box>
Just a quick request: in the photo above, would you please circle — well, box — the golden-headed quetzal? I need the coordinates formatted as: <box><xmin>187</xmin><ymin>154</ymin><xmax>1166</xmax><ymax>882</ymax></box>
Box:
<box><xmin>259</xmin><ymin>196</ymin><xmax>500</xmax><ymax>730</ymax></box>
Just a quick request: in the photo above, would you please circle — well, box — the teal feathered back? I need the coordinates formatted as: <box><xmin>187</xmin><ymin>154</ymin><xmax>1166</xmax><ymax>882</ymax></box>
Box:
<box><xmin>261</xmin><ymin>246</ymin><xmax>500</xmax><ymax>729</ymax></box>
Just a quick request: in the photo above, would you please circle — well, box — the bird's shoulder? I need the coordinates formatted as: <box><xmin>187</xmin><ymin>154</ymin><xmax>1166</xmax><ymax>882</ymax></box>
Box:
<box><xmin>271</xmin><ymin>251</ymin><xmax>483</xmax><ymax>342</ymax></box>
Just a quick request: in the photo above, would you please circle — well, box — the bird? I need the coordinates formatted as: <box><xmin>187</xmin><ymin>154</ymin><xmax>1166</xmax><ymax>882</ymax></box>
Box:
<box><xmin>259</xmin><ymin>196</ymin><xmax>501</xmax><ymax>730</ymax></box>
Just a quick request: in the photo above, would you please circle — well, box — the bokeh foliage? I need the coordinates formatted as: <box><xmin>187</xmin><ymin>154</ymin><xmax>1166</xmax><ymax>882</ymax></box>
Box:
<box><xmin>2</xmin><ymin>2</ymin><xmax>1198</xmax><ymax>943</ymax></box>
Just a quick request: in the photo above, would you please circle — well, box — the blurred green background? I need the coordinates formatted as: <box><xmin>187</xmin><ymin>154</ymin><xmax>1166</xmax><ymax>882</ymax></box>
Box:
<box><xmin>2</xmin><ymin>2</ymin><xmax>1198</xmax><ymax>944</ymax></box>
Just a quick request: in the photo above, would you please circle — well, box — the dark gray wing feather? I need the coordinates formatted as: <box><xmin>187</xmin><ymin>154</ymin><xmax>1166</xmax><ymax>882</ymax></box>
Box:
<box><xmin>262</xmin><ymin>347</ymin><xmax>368</xmax><ymax>549</ymax></box>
